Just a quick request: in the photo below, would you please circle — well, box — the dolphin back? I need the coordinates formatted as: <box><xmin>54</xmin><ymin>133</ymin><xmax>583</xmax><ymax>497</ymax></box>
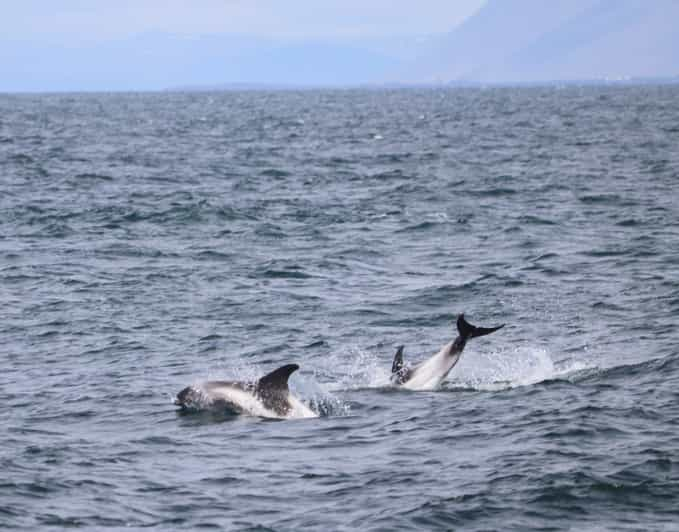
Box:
<box><xmin>456</xmin><ymin>314</ymin><xmax>505</xmax><ymax>339</ymax></box>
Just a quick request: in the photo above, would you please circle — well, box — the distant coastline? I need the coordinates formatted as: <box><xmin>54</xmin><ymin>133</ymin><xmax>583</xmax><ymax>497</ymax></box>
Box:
<box><xmin>3</xmin><ymin>77</ymin><xmax>679</xmax><ymax>95</ymax></box>
<box><xmin>169</xmin><ymin>76</ymin><xmax>679</xmax><ymax>92</ymax></box>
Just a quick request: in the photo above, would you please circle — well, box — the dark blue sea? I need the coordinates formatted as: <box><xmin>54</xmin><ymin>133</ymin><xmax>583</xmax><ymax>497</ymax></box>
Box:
<box><xmin>2</xmin><ymin>86</ymin><xmax>679</xmax><ymax>530</ymax></box>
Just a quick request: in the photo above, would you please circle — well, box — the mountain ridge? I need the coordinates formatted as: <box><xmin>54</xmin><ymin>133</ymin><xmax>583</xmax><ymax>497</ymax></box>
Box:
<box><xmin>402</xmin><ymin>0</ymin><xmax>679</xmax><ymax>83</ymax></box>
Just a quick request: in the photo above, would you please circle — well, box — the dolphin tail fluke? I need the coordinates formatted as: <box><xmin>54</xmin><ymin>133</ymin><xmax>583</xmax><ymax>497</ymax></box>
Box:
<box><xmin>456</xmin><ymin>314</ymin><xmax>504</xmax><ymax>339</ymax></box>
<box><xmin>391</xmin><ymin>345</ymin><xmax>405</xmax><ymax>374</ymax></box>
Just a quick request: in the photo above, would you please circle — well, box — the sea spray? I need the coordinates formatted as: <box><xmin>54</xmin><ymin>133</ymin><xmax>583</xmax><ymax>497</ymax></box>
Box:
<box><xmin>453</xmin><ymin>345</ymin><xmax>597</xmax><ymax>390</ymax></box>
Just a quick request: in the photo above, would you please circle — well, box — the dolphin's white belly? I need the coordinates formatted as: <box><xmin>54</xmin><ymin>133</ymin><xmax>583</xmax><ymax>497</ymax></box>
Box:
<box><xmin>286</xmin><ymin>395</ymin><xmax>318</xmax><ymax>419</ymax></box>
<box><xmin>400</xmin><ymin>342</ymin><xmax>460</xmax><ymax>391</ymax></box>
<box><xmin>201</xmin><ymin>384</ymin><xmax>280</xmax><ymax>418</ymax></box>
<box><xmin>200</xmin><ymin>384</ymin><xmax>318</xmax><ymax>419</ymax></box>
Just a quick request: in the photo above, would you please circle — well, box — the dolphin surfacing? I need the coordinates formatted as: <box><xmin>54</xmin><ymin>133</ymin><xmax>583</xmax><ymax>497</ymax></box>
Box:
<box><xmin>175</xmin><ymin>364</ymin><xmax>317</xmax><ymax>419</ymax></box>
<box><xmin>391</xmin><ymin>314</ymin><xmax>504</xmax><ymax>390</ymax></box>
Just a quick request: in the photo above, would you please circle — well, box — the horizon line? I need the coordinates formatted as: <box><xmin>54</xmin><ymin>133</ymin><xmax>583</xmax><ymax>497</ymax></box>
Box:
<box><xmin>2</xmin><ymin>76</ymin><xmax>679</xmax><ymax>96</ymax></box>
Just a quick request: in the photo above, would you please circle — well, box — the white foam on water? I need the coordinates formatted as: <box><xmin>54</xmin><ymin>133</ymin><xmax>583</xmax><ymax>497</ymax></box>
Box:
<box><xmin>451</xmin><ymin>345</ymin><xmax>597</xmax><ymax>391</ymax></box>
<box><xmin>289</xmin><ymin>371</ymin><xmax>352</xmax><ymax>417</ymax></box>
<box><xmin>318</xmin><ymin>346</ymin><xmax>392</xmax><ymax>392</ymax></box>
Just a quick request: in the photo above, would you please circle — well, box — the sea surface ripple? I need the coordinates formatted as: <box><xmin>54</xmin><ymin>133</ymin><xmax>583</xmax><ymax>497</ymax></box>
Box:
<box><xmin>1</xmin><ymin>86</ymin><xmax>679</xmax><ymax>530</ymax></box>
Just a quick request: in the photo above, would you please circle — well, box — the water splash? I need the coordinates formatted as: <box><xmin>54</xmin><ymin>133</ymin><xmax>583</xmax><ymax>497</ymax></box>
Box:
<box><xmin>290</xmin><ymin>371</ymin><xmax>351</xmax><ymax>417</ymax></box>
<box><xmin>316</xmin><ymin>346</ymin><xmax>392</xmax><ymax>392</ymax></box>
<box><xmin>298</xmin><ymin>344</ymin><xmax>596</xmax><ymax>395</ymax></box>
<box><xmin>452</xmin><ymin>346</ymin><xmax>596</xmax><ymax>390</ymax></box>
<box><xmin>312</xmin><ymin>344</ymin><xmax>596</xmax><ymax>393</ymax></box>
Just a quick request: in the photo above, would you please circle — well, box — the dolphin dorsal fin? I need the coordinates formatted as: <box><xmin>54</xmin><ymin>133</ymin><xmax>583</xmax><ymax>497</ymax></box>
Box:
<box><xmin>257</xmin><ymin>364</ymin><xmax>299</xmax><ymax>392</ymax></box>
<box><xmin>391</xmin><ymin>345</ymin><xmax>405</xmax><ymax>374</ymax></box>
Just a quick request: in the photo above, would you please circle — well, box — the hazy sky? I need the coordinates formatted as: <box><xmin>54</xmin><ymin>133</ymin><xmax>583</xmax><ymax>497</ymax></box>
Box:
<box><xmin>2</xmin><ymin>1</ymin><xmax>676</xmax><ymax>92</ymax></box>
<box><xmin>3</xmin><ymin>1</ymin><xmax>486</xmax><ymax>41</ymax></box>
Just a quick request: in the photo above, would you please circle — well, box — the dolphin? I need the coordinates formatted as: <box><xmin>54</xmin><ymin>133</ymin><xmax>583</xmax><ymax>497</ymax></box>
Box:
<box><xmin>175</xmin><ymin>363</ymin><xmax>317</xmax><ymax>419</ymax></box>
<box><xmin>391</xmin><ymin>314</ymin><xmax>504</xmax><ymax>390</ymax></box>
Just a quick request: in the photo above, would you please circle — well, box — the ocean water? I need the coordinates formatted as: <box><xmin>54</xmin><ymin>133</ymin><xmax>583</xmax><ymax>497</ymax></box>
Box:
<box><xmin>1</xmin><ymin>86</ymin><xmax>678</xmax><ymax>530</ymax></box>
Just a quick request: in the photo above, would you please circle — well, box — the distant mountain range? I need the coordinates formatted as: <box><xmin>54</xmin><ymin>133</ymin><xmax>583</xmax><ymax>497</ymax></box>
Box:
<box><xmin>1</xmin><ymin>0</ymin><xmax>678</xmax><ymax>91</ymax></box>
<box><xmin>1</xmin><ymin>32</ymin><xmax>417</xmax><ymax>92</ymax></box>
<box><xmin>401</xmin><ymin>0</ymin><xmax>679</xmax><ymax>83</ymax></box>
